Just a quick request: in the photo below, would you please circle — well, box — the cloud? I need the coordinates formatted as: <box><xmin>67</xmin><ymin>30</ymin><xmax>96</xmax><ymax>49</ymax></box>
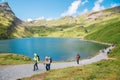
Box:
<box><xmin>92</xmin><ymin>0</ymin><xmax>105</xmax><ymax>11</ymax></box>
<box><xmin>111</xmin><ymin>3</ymin><xmax>118</xmax><ymax>7</ymax></box>
<box><xmin>27</xmin><ymin>16</ymin><xmax>45</xmax><ymax>22</ymax></box>
<box><xmin>81</xmin><ymin>0</ymin><xmax>88</xmax><ymax>5</ymax></box>
<box><xmin>26</xmin><ymin>16</ymin><xmax>55</xmax><ymax>21</ymax></box>
<box><xmin>61</xmin><ymin>0</ymin><xmax>81</xmax><ymax>17</ymax></box>
<box><xmin>27</xmin><ymin>18</ymin><xmax>33</xmax><ymax>22</ymax></box>
<box><xmin>36</xmin><ymin>16</ymin><xmax>45</xmax><ymax>20</ymax></box>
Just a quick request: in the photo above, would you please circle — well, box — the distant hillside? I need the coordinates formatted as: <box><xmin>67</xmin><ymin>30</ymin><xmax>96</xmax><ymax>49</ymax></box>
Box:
<box><xmin>25</xmin><ymin>6</ymin><xmax>120</xmax><ymax>42</ymax></box>
<box><xmin>84</xmin><ymin>6</ymin><xmax>120</xmax><ymax>44</ymax></box>
<box><xmin>0</xmin><ymin>2</ymin><xmax>120</xmax><ymax>41</ymax></box>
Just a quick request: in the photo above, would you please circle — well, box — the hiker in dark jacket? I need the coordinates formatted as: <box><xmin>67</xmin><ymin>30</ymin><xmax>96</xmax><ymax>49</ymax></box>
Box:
<box><xmin>76</xmin><ymin>54</ymin><xmax>80</xmax><ymax>64</ymax></box>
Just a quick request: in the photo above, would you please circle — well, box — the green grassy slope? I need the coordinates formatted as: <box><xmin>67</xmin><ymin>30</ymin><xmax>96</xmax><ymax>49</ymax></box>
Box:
<box><xmin>0</xmin><ymin>53</ymin><xmax>32</xmax><ymax>65</ymax></box>
<box><xmin>12</xmin><ymin>26</ymin><xmax>32</xmax><ymax>38</ymax></box>
<box><xmin>83</xmin><ymin>6</ymin><xmax>120</xmax><ymax>44</ymax></box>
<box><xmin>85</xmin><ymin>13</ymin><xmax>120</xmax><ymax>44</ymax></box>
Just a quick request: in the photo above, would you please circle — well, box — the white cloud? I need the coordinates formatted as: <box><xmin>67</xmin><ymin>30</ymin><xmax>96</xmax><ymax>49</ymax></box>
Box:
<box><xmin>27</xmin><ymin>18</ymin><xmax>33</xmax><ymax>22</ymax></box>
<box><xmin>92</xmin><ymin>0</ymin><xmax>105</xmax><ymax>11</ymax></box>
<box><xmin>111</xmin><ymin>3</ymin><xmax>118</xmax><ymax>7</ymax></box>
<box><xmin>61</xmin><ymin>0</ymin><xmax>81</xmax><ymax>17</ymax></box>
<box><xmin>36</xmin><ymin>16</ymin><xmax>45</xmax><ymax>20</ymax></box>
<box><xmin>81</xmin><ymin>0</ymin><xmax>88</xmax><ymax>5</ymax></box>
<box><xmin>27</xmin><ymin>16</ymin><xmax>45</xmax><ymax>22</ymax></box>
<box><xmin>26</xmin><ymin>17</ymin><xmax>55</xmax><ymax>22</ymax></box>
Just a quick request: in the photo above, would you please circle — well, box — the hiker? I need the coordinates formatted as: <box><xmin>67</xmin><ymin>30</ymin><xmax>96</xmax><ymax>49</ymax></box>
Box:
<box><xmin>107</xmin><ymin>50</ymin><xmax>110</xmax><ymax>54</ymax></box>
<box><xmin>49</xmin><ymin>57</ymin><xmax>52</xmax><ymax>69</ymax></box>
<box><xmin>102</xmin><ymin>49</ymin><xmax>105</xmax><ymax>53</ymax></box>
<box><xmin>33</xmin><ymin>53</ymin><xmax>39</xmax><ymax>71</ymax></box>
<box><xmin>107</xmin><ymin>48</ymin><xmax>111</xmax><ymax>54</ymax></box>
<box><xmin>76</xmin><ymin>54</ymin><xmax>80</xmax><ymax>64</ymax></box>
<box><xmin>44</xmin><ymin>56</ymin><xmax>51</xmax><ymax>71</ymax></box>
<box><xmin>112</xmin><ymin>44</ymin><xmax>115</xmax><ymax>47</ymax></box>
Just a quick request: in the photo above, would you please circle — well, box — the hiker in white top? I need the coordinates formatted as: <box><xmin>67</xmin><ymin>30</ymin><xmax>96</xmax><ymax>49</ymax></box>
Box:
<box><xmin>44</xmin><ymin>56</ymin><xmax>51</xmax><ymax>71</ymax></box>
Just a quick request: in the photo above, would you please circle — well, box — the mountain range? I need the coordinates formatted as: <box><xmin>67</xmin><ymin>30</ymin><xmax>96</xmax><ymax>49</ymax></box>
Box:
<box><xmin>0</xmin><ymin>2</ymin><xmax>120</xmax><ymax>43</ymax></box>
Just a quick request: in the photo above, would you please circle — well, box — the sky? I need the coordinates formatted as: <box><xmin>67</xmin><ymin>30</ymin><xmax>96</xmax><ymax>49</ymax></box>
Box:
<box><xmin>0</xmin><ymin>0</ymin><xmax>120</xmax><ymax>21</ymax></box>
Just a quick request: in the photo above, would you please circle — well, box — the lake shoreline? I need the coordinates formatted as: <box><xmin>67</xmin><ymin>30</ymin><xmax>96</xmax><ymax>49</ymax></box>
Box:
<box><xmin>80</xmin><ymin>38</ymin><xmax>112</xmax><ymax>46</ymax></box>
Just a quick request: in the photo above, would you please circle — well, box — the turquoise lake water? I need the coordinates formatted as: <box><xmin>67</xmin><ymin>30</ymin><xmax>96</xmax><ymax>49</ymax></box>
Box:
<box><xmin>0</xmin><ymin>38</ymin><xmax>107</xmax><ymax>61</ymax></box>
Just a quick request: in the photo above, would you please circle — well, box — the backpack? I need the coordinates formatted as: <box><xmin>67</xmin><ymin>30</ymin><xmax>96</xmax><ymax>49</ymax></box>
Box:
<box><xmin>37</xmin><ymin>55</ymin><xmax>40</xmax><ymax>61</ymax></box>
<box><xmin>76</xmin><ymin>55</ymin><xmax>80</xmax><ymax>60</ymax></box>
<box><xmin>50</xmin><ymin>58</ymin><xmax>52</xmax><ymax>63</ymax></box>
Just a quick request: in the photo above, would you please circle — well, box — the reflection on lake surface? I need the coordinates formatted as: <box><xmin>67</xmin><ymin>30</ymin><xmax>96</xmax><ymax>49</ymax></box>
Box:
<box><xmin>0</xmin><ymin>38</ymin><xmax>107</xmax><ymax>61</ymax></box>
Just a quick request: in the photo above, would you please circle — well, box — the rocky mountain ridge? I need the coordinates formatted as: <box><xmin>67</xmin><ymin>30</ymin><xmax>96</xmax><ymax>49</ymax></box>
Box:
<box><xmin>0</xmin><ymin>2</ymin><xmax>25</xmax><ymax>39</ymax></box>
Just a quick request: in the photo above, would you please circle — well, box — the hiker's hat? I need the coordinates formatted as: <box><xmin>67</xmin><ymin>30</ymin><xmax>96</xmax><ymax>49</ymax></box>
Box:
<box><xmin>34</xmin><ymin>53</ymin><xmax>37</xmax><ymax>56</ymax></box>
<box><xmin>45</xmin><ymin>56</ymin><xmax>48</xmax><ymax>59</ymax></box>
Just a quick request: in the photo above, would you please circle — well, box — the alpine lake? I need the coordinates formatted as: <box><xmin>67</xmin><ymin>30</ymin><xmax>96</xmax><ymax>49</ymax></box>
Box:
<box><xmin>0</xmin><ymin>38</ymin><xmax>108</xmax><ymax>61</ymax></box>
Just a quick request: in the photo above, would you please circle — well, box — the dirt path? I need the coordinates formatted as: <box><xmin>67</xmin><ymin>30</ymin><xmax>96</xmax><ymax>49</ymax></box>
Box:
<box><xmin>0</xmin><ymin>46</ymin><xmax>114</xmax><ymax>80</ymax></box>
